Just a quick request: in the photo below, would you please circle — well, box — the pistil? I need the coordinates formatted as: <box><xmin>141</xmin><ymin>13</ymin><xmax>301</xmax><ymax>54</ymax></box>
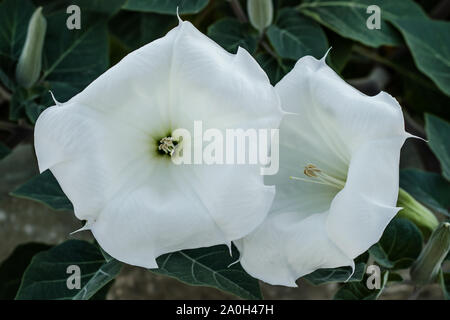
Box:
<box><xmin>290</xmin><ymin>164</ymin><xmax>346</xmax><ymax>189</ymax></box>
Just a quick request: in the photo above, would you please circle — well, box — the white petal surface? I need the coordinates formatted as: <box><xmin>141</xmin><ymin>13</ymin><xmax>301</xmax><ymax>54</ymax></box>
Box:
<box><xmin>92</xmin><ymin>163</ymin><xmax>275</xmax><ymax>268</ymax></box>
<box><xmin>236</xmin><ymin>212</ymin><xmax>353</xmax><ymax>287</ymax></box>
<box><xmin>237</xmin><ymin>54</ymin><xmax>407</xmax><ymax>286</ymax></box>
<box><xmin>326</xmin><ymin>137</ymin><xmax>405</xmax><ymax>258</ymax></box>
<box><xmin>34</xmin><ymin>20</ymin><xmax>282</xmax><ymax>267</ymax></box>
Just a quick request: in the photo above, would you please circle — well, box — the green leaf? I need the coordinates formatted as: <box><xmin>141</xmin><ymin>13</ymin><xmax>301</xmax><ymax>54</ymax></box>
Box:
<box><xmin>11</xmin><ymin>170</ymin><xmax>73</xmax><ymax>211</ymax></box>
<box><xmin>256</xmin><ymin>53</ymin><xmax>294</xmax><ymax>85</ymax></box>
<box><xmin>298</xmin><ymin>0</ymin><xmax>402</xmax><ymax>48</ymax></box>
<box><xmin>34</xmin><ymin>0</ymin><xmax>126</xmax><ymax>15</ymax></box>
<box><xmin>400</xmin><ymin>169</ymin><xmax>450</xmax><ymax>217</ymax></box>
<box><xmin>9</xmin><ymin>86</ymin><xmax>44</xmax><ymax>121</ymax></box>
<box><xmin>151</xmin><ymin>245</ymin><xmax>262</xmax><ymax>300</ymax></box>
<box><xmin>266</xmin><ymin>8</ymin><xmax>328</xmax><ymax>60</ymax></box>
<box><xmin>123</xmin><ymin>0</ymin><xmax>209</xmax><ymax>15</ymax></box>
<box><xmin>0</xmin><ymin>0</ymin><xmax>34</xmax><ymax>87</ymax></box>
<box><xmin>369</xmin><ymin>217</ymin><xmax>423</xmax><ymax>269</ymax></box>
<box><xmin>425</xmin><ymin>114</ymin><xmax>450</xmax><ymax>180</ymax></box>
<box><xmin>440</xmin><ymin>271</ymin><xmax>450</xmax><ymax>300</ymax></box>
<box><xmin>390</xmin><ymin>17</ymin><xmax>450</xmax><ymax>96</ymax></box>
<box><xmin>207</xmin><ymin>18</ymin><xmax>258</xmax><ymax>55</ymax></box>
<box><xmin>109</xmin><ymin>11</ymin><xmax>177</xmax><ymax>51</ymax></box>
<box><xmin>0</xmin><ymin>243</ymin><xmax>52</xmax><ymax>299</ymax></box>
<box><xmin>0</xmin><ymin>141</ymin><xmax>11</xmax><ymax>160</ymax></box>
<box><xmin>334</xmin><ymin>271</ymin><xmax>389</xmax><ymax>300</ymax></box>
<box><xmin>15</xmin><ymin>240</ymin><xmax>122</xmax><ymax>300</ymax></box>
<box><xmin>41</xmin><ymin>11</ymin><xmax>109</xmax><ymax>101</ymax></box>
<box><xmin>298</xmin><ymin>0</ymin><xmax>450</xmax><ymax>95</ymax></box>
<box><xmin>303</xmin><ymin>261</ymin><xmax>365</xmax><ymax>285</ymax></box>
<box><xmin>25</xmin><ymin>102</ymin><xmax>46</xmax><ymax>124</ymax></box>
<box><xmin>0</xmin><ymin>0</ymin><xmax>35</xmax><ymax>60</ymax></box>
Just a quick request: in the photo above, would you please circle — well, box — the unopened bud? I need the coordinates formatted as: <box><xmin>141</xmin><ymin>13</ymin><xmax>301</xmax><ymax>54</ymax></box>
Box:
<box><xmin>397</xmin><ymin>188</ymin><xmax>439</xmax><ymax>237</ymax></box>
<box><xmin>247</xmin><ymin>0</ymin><xmax>273</xmax><ymax>34</ymax></box>
<box><xmin>15</xmin><ymin>7</ymin><xmax>47</xmax><ymax>89</ymax></box>
<box><xmin>410</xmin><ymin>222</ymin><xmax>450</xmax><ymax>285</ymax></box>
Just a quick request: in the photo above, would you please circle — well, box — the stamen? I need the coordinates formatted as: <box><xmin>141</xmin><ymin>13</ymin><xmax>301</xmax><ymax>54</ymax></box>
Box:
<box><xmin>290</xmin><ymin>164</ymin><xmax>346</xmax><ymax>190</ymax></box>
<box><xmin>158</xmin><ymin>136</ymin><xmax>178</xmax><ymax>156</ymax></box>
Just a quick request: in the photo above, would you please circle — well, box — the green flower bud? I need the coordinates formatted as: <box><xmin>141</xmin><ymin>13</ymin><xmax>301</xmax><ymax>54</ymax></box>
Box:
<box><xmin>15</xmin><ymin>7</ymin><xmax>47</xmax><ymax>89</ymax></box>
<box><xmin>410</xmin><ymin>222</ymin><xmax>450</xmax><ymax>285</ymax></box>
<box><xmin>396</xmin><ymin>188</ymin><xmax>439</xmax><ymax>237</ymax></box>
<box><xmin>247</xmin><ymin>0</ymin><xmax>273</xmax><ymax>34</ymax></box>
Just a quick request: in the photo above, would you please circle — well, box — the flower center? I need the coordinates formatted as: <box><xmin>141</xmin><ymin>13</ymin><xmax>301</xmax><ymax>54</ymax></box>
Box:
<box><xmin>290</xmin><ymin>164</ymin><xmax>346</xmax><ymax>190</ymax></box>
<box><xmin>158</xmin><ymin>136</ymin><xmax>178</xmax><ymax>156</ymax></box>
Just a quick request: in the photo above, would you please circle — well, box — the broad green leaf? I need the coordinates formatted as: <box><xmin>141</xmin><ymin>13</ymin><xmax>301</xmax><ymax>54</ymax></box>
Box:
<box><xmin>16</xmin><ymin>240</ymin><xmax>122</xmax><ymax>300</ymax></box>
<box><xmin>11</xmin><ymin>170</ymin><xmax>73</xmax><ymax>211</ymax></box>
<box><xmin>0</xmin><ymin>0</ymin><xmax>35</xmax><ymax>60</ymax></box>
<box><xmin>152</xmin><ymin>245</ymin><xmax>262</xmax><ymax>300</ymax></box>
<box><xmin>266</xmin><ymin>8</ymin><xmax>328</xmax><ymax>60</ymax></box>
<box><xmin>440</xmin><ymin>271</ymin><xmax>450</xmax><ymax>300</ymax></box>
<box><xmin>303</xmin><ymin>261</ymin><xmax>365</xmax><ymax>285</ymax></box>
<box><xmin>123</xmin><ymin>0</ymin><xmax>209</xmax><ymax>15</ymax></box>
<box><xmin>0</xmin><ymin>141</ymin><xmax>11</xmax><ymax>160</ymax></box>
<box><xmin>109</xmin><ymin>11</ymin><xmax>177</xmax><ymax>51</ymax></box>
<box><xmin>390</xmin><ymin>17</ymin><xmax>450</xmax><ymax>96</ymax></box>
<box><xmin>400</xmin><ymin>169</ymin><xmax>450</xmax><ymax>217</ymax></box>
<box><xmin>25</xmin><ymin>102</ymin><xmax>46</xmax><ymax>124</ymax></box>
<box><xmin>256</xmin><ymin>53</ymin><xmax>294</xmax><ymax>85</ymax></box>
<box><xmin>334</xmin><ymin>271</ymin><xmax>389</xmax><ymax>300</ymax></box>
<box><xmin>0</xmin><ymin>243</ymin><xmax>52</xmax><ymax>299</ymax></box>
<box><xmin>298</xmin><ymin>0</ymin><xmax>450</xmax><ymax>95</ymax></box>
<box><xmin>207</xmin><ymin>18</ymin><xmax>258</xmax><ymax>54</ymax></box>
<box><xmin>9</xmin><ymin>86</ymin><xmax>45</xmax><ymax>120</ymax></box>
<box><xmin>425</xmin><ymin>114</ymin><xmax>450</xmax><ymax>180</ymax></box>
<box><xmin>72</xmin><ymin>258</ymin><xmax>122</xmax><ymax>300</ymax></box>
<box><xmin>41</xmin><ymin>12</ymin><xmax>109</xmax><ymax>102</ymax></box>
<box><xmin>34</xmin><ymin>0</ymin><xmax>126</xmax><ymax>15</ymax></box>
<box><xmin>298</xmin><ymin>0</ymin><xmax>402</xmax><ymax>47</ymax></box>
<box><xmin>369</xmin><ymin>218</ymin><xmax>423</xmax><ymax>269</ymax></box>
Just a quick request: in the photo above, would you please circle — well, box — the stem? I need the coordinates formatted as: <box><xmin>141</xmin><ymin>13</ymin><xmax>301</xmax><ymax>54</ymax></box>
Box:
<box><xmin>229</xmin><ymin>0</ymin><xmax>248</xmax><ymax>23</ymax></box>
<box><xmin>261</xmin><ymin>40</ymin><xmax>278</xmax><ymax>59</ymax></box>
<box><xmin>352</xmin><ymin>45</ymin><xmax>436</xmax><ymax>91</ymax></box>
<box><xmin>0</xmin><ymin>85</ymin><xmax>11</xmax><ymax>102</ymax></box>
<box><xmin>430</xmin><ymin>0</ymin><xmax>450</xmax><ymax>19</ymax></box>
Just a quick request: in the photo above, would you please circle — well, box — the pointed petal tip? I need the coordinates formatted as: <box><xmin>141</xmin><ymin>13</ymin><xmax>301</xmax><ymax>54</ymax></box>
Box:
<box><xmin>49</xmin><ymin>90</ymin><xmax>62</xmax><ymax>106</ymax></box>
<box><xmin>405</xmin><ymin>132</ymin><xmax>427</xmax><ymax>142</ymax></box>
<box><xmin>227</xmin><ymin>259</ymin><xmax>240</xmax><ymax>268</ymax></box>
<box><xmin>176</xmin><ymin>6</ymin><xmax>182</xmax><ymax>24</ymax></box>
<box><xmin>70</xmin><ymin>222</ymin><xmax>92</xmax><ymax>235</ymax></box>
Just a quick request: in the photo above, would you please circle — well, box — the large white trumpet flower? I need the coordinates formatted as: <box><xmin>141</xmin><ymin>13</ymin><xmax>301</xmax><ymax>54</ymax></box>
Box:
<box><xmin>236</xmin><ymin>55</ymin><xmax>409</xmax><ymax>286</ymax></box>
<box><xmin>34</xmin><ymin>19</ymin><xmax>282</xmax><ymax>268</ymax></box>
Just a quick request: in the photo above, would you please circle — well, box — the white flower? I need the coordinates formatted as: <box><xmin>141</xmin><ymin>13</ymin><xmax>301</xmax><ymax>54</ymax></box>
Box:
<box><xmin>34</xmin><ymin>19</ymin><xmax>282</xmax><ymax>268</ymax></box>
<box><xmin>235</xmin><ymin>55</ymin><xmax>410</xmax><ymax>286</ymax></box>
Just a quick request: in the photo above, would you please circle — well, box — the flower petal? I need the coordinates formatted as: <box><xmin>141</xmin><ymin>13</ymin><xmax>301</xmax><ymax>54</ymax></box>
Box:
<box><xmin>34</xmin><ymin>103</ymin><xmax>147</xmax><ymax>220</ymax></box>
<box><xmin>92</xmin><ymin>163</ymin><xmax>275</xmax><ymax>268</ymax></box>
<box><xmin>326</xmin><ymin>137</ymin><xmax>405</xmax><ymax>258</ymax></box>
<box><xmin>35</xmin><ymin>20</ymin><xmax>282</xmax><ymax>267</ymax></box>
<box><xmin>236</xmin><ymin>212</ymin><xmax>353</xmax><ymax>287</ymax></box>
<box><xmin>264</xmin><ymin>114</ymin><xmax>341</xmax><ymax>218</ymax></box>
<box><xmin>275</xmin><ymin>55</ymin><xmax>407</xmax><ymax>154</ymax></box>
